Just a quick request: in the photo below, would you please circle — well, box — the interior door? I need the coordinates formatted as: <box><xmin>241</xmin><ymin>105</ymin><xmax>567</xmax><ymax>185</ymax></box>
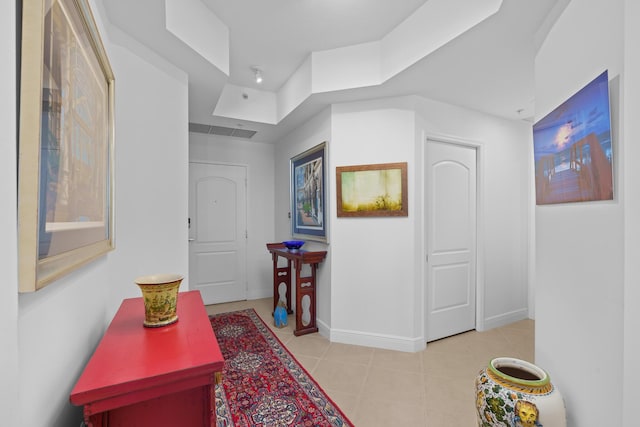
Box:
<box><xmin>425</xmin><ymin>140</ymin><xmax>477</xmax><ymax>342</ymax></box>
<box><xmin>189</xmin><ymin>162</ymin><xmax>247</xmax><ymax>305</ymax></box>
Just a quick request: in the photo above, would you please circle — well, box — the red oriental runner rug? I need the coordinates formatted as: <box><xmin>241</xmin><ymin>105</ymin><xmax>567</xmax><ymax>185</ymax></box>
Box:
<box><xmin>210</xmin><ymin>309</ymin><xmax>354</xmax><ymax>427</ymax></box>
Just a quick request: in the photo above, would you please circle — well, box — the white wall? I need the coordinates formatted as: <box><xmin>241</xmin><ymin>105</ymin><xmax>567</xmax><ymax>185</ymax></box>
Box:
<box><xmin>274</xmin><ymin>108</ymin><xmax>332</xmax><ymax>330</ymax></box>
<box><xmin>534</xmin><ymin>0</ymin><xmax>625</xmax><ymax>425</ymax></box>
<box><xmin>330</xmin><ymin>98</ymin><xmax>421</xmax><ymax>351</ymax></box>
<box><xmin>623</xmin><ymin>2</ymin><xmax>640</xmax><ymax>424</ymax></box>
<box><xmin>104</xmin><ymin>33</ymin><xmax>190</xmax><ymax>315</ymax></box>
<box><xmin>189</xmin><ymin>134</ymin><xmax>276</xmax><ymax>299</ymax></box>
<box><xmin>1</xmin><ymin>0</ymin><xmax>19</xmax><ymax>425</ymax></box>
<box><xmin>12</xmin><ymin>1</ymin><xmax>190</xmax><ymax>425</ymax></box>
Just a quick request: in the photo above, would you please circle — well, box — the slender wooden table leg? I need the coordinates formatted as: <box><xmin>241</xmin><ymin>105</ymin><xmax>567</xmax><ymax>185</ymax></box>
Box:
<box><xmin>285</xmin><ymin>260</ymin><xmax>292</xmax><ymax>314</ymax></box>
<box><xmin>293</xmin><ymin>261</ymin><xmax>319</xmax><ymax>336</ymax></box>
<box><xmin>272</xmin><ymin>254</ymin><xmax>293</xmax><ymax>314</ymax></box>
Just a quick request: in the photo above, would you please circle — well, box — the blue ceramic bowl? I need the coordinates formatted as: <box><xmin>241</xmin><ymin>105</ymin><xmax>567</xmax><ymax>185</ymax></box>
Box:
<box><xmin>283</xmin><ymin>240</ymin><xmax>305</xmax><ymax>251</ymax></box>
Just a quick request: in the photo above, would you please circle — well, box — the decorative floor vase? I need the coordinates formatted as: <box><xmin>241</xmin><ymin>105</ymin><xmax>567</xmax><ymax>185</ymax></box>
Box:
<box><xmin>475</xmin><ymin>357</ymin><xmax>566</xmax><ymax>427</ymax></box>
<box><xmin>135</xmin><ymin>274</ymin><xmax>183</xmax><ymax>327</ymax></box>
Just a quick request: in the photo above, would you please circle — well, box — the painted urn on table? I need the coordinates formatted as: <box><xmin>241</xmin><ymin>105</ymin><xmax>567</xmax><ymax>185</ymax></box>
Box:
<box><xmin>475</xmin><ymin>357</ymin><xmax>566</xmax><ymax>427</ymax></box>
<box><xmin>134</xmin><ymin>273</ymin><xmax>183</xmax><ymax>327</ymax></box>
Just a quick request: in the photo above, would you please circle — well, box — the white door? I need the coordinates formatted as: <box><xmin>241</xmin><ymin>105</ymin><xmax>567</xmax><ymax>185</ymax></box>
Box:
<box><xmin>425</xmin><ymin>140</ymin><xmax>477</xmax><ymax>342</ymax></box>
<box><xmin>189</xmin><ymin>162</ymin><xmax>247</xmax><ymax>305</ymax></box>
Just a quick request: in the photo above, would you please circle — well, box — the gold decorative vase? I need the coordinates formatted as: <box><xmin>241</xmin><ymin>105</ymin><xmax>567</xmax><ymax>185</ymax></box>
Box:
<box><xmin>134</xmin><ymin>273</ymin><xmax>183</xmax><ymax>327</ymax></box>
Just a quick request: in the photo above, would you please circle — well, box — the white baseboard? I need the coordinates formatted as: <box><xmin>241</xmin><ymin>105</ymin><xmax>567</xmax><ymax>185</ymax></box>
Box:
<box><xmin>329</xmin><ymin>328</ymin><xmax>426</xmax><ymax>353</ymax></box>
<box><xmin>317</xmin><ymin>318</ymin><xmax>330</xmax><ymax>339</ymax></box>
<box><xmin>479</xmin><ymin>308</ymin><xmax>529</xmax><ymax>331</ymax></box>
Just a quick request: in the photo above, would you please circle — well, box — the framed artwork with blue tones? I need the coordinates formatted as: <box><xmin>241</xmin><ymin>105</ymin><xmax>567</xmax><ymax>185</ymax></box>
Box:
<box><xmin>18</xmin><ymin>0</ymin><xmax>115</xmax><ymax>291</ymax></box>
<box><xmin>533</xmin><ymin>70</ymin><xmax>613</xmax><ymax>205</ymax></box>
<box><xmin>290</xmin><ymin>142</ymin><xmax>327</xmax><ymax>242</ymax></box>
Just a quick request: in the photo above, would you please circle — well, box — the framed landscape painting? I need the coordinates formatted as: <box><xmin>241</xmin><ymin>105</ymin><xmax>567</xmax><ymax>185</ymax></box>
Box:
<box><xmin>290</xmin><ymin>143</ymin><xmax>327</xmax><ymax>242</ymax></box>
<box><xmin>18</xmin><ymin>0</ymin><xmax>115</xmax><ymax>291</ymax></box>
<box><xmin>336</xmin><ymin>162</ymin><xmax>408</xmax><ymax>217</ymax></box>
<box><xmin>533</xmin><ymin>70</ymin><xmax>613</xmax><ymax>205</ymax></box>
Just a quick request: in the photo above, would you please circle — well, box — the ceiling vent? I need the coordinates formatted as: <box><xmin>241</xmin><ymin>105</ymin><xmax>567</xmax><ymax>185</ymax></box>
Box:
<box><xmin>189</xmin><ymin>122</ymin><xmax>257</xmax><ymax>139</ymax></box>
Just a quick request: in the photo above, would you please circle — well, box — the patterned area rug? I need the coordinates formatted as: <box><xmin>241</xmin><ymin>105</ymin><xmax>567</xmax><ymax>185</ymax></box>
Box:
<box><xmin>210</xmin><ymin>309</ymin><xmax>354</xmax><ymax>427</ymax></box>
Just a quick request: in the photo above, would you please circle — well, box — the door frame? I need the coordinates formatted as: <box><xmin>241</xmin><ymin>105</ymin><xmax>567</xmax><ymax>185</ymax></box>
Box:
<box><xmin>421</xmin><ymin>133</ymin><xmax>486</xmax><ymax>344</ymax></box>
<box><xmin>188</xmin><ymin>160</ymin><xmax>249</xmax><ymax>301</ymax></box>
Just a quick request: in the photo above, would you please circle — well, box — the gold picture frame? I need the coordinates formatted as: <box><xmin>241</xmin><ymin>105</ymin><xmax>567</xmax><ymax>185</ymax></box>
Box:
<box><xmin>18</xmin><ymin>0</ymin><xmax>115</xmax><ymax>292</ymax></box>
<box><xmin>336</xmin><ymin>162</ymin><xmax>408</xmax><ymax>217</ymax></box>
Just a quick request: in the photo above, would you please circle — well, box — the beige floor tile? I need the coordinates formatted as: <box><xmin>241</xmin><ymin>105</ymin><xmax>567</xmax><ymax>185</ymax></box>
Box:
<box><xmin>499</xmin><ymin>329</ymin><xmax>533</xmax><ymax>345</ymax></box>
<box><xmin>498</xmin><ymin>323</ymin><xmax>533</xmax><ymax>339</ymax></box>
<box><xmin>355</xmin><ymin>398</ymin><xmax>428</xmax><ymax>427</ymax></box>
<box><xmin>371</xmin><ymin>347</ymin><xmax>424</xmax><ymax>373</ymax></box>
<box><xmin>323</xmin><ymin>342</ymin><xmax>374</xmax><ymax>366</ymax></box>
<box><xmin>283</xmin><ymin>333</ymin><xmax>331</xmax><ymax>358</ymax></box>
<box><xmin>293</xmin><ymin>354</ymin><xmax>321</xmax><ymax>373</ymax></box>
<box><xmin>425</xmin><ymin>374</ymin><xmax>477</xmax><ymax>425</ymax></box>
<box><xmin>312</xmin><ymin>359</ymin><xmax>369</xmax><ymax>395</ymax></box>
<box><xmin>424</xmin><ymin>407</ymin><xmax>478</xmax><ymax>427</ymax></box>
<box><xmin>422</xmin><ymin>349</ymin><xmax>485</xmax><ymax>381</ymax></box>
<box><xmin>498</xmin><ymin>328</ymin><xmax>535</xmax><ymax>362</ymax></box>
<box><xmin>362</xmin><ymin>368</ymin><xmax>426</xmax><ymax>406</ymax></box>
<box><xmin>502</xmin><ymin>318</ymin><xmax>535</xmax><ymax>331</ymax></box>
<box><xmin>463</xmin><ymin>332</ymin><xmax>522</xmax><ymax>362</ymax></box>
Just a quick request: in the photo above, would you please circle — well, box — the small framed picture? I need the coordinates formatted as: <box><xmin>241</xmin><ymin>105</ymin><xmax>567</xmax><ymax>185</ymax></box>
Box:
<box><xmin>336</xmin><ymin>162</ymin><xmax>408</xmax><ymax>217</ymax></box>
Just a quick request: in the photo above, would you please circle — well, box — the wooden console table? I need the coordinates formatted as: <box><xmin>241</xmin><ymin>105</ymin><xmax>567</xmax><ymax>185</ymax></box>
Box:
<box><xmin>266</xmin><ymin>243</ymin><xmax>327</xmax><ymax>336</ymax></box>
<box><xmin>70</xmin><ymin>291</ymin><xmax>224</xmax><ymax>427</ymax></box>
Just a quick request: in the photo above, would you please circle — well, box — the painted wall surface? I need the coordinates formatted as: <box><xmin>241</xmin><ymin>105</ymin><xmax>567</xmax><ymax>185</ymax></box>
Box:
<box><xmin>274</xmin><ymin>108</ymin><xmax>332</xmax><ymax>330</ymax></box>
<box><xmin>623</xmin><ymin>2</ymin><xmax>640</xmax><ymax>424</ymax></box>
<box><xmin>14</xmin><ymin>2</ymin><xmax>190</xmax><ymax>425</ymax></box>
<box><xmin>330</xmin><ymin>99</ymin><xmax>419</xmax><ymax>351</ymax></box>
<box><xmin>104</xmin><ymin>34</ymin><xmax>190</xmax><ymax>316</ymax></box>
<box><xmin>1</xmin><ymin>0</ymin><xmax>19</xmax><ymax>425</ymax></box>
<box><xmin>189</xmin><ymin>134</ymin><xmax>276</xmax><ymax>299</ymax></box>
<box><xmin>534</xmin><ymin>0</ymin><xmax>624</xmax><ymax>425</ymax></box>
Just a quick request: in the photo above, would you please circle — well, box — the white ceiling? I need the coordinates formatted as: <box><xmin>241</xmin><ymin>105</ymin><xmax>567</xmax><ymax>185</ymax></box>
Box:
<box><xmin>103</xmin><ymin>0</ymin><xmax>567</xmax><ymax>143</ymax></box>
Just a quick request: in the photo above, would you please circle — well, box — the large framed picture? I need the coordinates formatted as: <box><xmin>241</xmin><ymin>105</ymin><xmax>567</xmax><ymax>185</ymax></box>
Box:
<box><xmin>290</xmin><ymin>142</ymin><xmax>327</xmax><ymax>242</ymax></box>
<box><xmin>533</xmin><ymin>70</ymin><xmax>613</xmax><ymax>205</ymax></box>
<box><xmin>336</xmin><ymin>162</ymin><xmax>408</xmax><ymax>217</ymax></box>
<box><xmin>18</xmin><ymin>0</ymin><xmax>115</xmax><ymax>292</ymax></box>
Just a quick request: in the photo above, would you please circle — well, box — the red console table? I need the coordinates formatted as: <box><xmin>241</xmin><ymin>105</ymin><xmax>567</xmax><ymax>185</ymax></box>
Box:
<box><xmin>266</xmin><ymin>243</ymin><xmax>327</xmax><ymax>336</ymax></box>
<box><xmin>70</xmin><ymin>291</ymin><xmax>224</xmax><ymax>427</ymax></box>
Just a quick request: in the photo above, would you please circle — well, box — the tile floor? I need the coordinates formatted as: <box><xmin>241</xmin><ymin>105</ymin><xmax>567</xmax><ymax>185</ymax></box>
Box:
<box><xmin>206</xmin><ymin>298</ymin><xmax>534</xmax><ymax>426</ymax></box>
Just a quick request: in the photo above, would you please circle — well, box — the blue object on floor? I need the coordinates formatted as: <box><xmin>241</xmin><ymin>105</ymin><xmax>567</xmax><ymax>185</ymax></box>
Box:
<box><xmin>274</xmin><ymin>303</ymin><xmax>288</xmax><ymax>328</ymax></box>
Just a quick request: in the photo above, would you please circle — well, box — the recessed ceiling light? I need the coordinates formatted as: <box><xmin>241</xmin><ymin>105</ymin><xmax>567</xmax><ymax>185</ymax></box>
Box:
<box><xmin>252</xmin><ymin>67</ymin><xmax>263</xmax><ymax>84</ymax></box>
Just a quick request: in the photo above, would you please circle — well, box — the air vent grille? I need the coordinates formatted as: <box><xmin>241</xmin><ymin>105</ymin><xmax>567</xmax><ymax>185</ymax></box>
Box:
<box><xmin>189</xmin><ymin>122</ymin><xmax>257</xmax><ymax>139</ymax></box>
